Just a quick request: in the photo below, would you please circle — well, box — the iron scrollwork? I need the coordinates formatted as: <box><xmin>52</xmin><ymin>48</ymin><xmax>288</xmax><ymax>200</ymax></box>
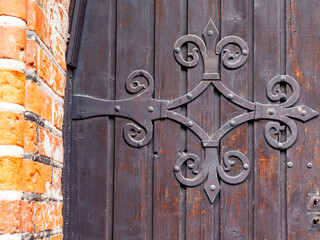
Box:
<box><xmin>73</xmin><ymin>19</ymin><xmax>318</xmax><ymax>203</ymax></box>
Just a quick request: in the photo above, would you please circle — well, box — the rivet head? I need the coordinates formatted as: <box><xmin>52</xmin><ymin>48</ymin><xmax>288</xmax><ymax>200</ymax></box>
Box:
<box><xmin>174</xmin><ymin>166</ymin><xmax>180</xmax><ymax>172</ymax></box>
<box><xmin>278</xmin><ymin>143</ymin><xmax>284</xmax><ymax>149</ymax></box>
<box><xmin>230</xmin><ymin>120</ymin><xmax>236</xmax><ymax>126</ymax></box>
<box><xmin>243</xmin><ymin>164</ymin><xmax>250</xmax><ymax>170</ymax></box>
<box><xmin>301</xmin><ymin>110</ymin><xmax>307</xmax><ymax>116</ymax></box>
<box><xmin>242</xmin><ymin>49</ymin><xmax>248</xmax><ymax>55</ymax></box>
<box><xmin>227</xmin><ymin>94</ymin><xmax>234</xmax><ymax>100</ymax></box>
<box><xmin>209</xmin><ymin>185</ymin><xmax>216</xmax><ymax>191</ymax></box>
<box><xmin>187</xmin><ymin>121</ymin><xmax>193</xmax><ymax>127</ymax></box>
<box><xmin>114</xmin><ymin>105</ymin><xmax>121</xmax><ymax>112</ymax></box>
<box><xmin>307</xmin><ymin>162</ymin><xmax>313</xmax><ymax>169</ymax></box>
<box><xmin>287</xmin><ymin>161</ymin><xmax>293</xmax><ymax>168</ymax></box>
<box><xmin>208</xmin><ymin>30</ymin><xmax>214</xmax><ymax>36</ymax></box>
<box><xmin>137</xmin><ymin>142</ymin><xmax>142</xmax><ymax>147</ymax></box>
<box><xmin>187</xmin><ymin>93</ymin><xmax>193</xmax><ymax>99</ymax></box>
<box><xmin>174</xmin><ymin>47</ymin><xmax>181</xmax><ymax>53</ymax></box>
<box><xmin>268</xmin><ymin>108</ymin><xmax>276</xmax><ymax>115</ymax></box>
<box><xmin>148</xmin><ymin>106</ymin><xmax>154</xmax><ymax>112</ymax></box>
<box><xmin>280</xmin><ymin>76</ymin><xmax>286</xmax><ymax>81</ymax></box>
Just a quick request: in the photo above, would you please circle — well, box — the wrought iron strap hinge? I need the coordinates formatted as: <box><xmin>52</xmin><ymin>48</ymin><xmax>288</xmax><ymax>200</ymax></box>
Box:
<box><xmin>72</xmin><ymin>19</ymin><xmax>318</xmax><ymax>203</ymax></box>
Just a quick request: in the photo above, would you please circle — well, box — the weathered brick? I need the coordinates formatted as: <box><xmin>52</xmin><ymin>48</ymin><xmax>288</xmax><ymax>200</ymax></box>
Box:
<box><xmin>35</xmin><ymin>202</ymin><xmax>63</xmax><ymax>231</ymax></box>
<box><xmin>51</xmin><ymin>167</ymin><xmax>62</xmax><ymax>196</ymax></box>
<box><xmin>39</xmin><ymin>48</ymin><xmax>65</xmax><ymax>97</ymax></box>
<box><xmin>26</xmin><ymin>39</ymin><xmax>38</xmax><ymax>71</ymax></box>
<box><xmin>21</xmin><ymin>159</ymin><xmax>51</xmax><ymax>193</ymax></box>
<box><xmin>0</xmin><ymin>26</ymin><xmax>26</xmax><ymax>61</ymax></box>
<box><xmin>0</xmin><ymin>200</ymin><xmax>21</xmax><ymax>234</ymax></box>
<box><xmin>20</xmin><ymin>201</ymin><xmax>34</xmax><ymax>232</ymax></box>
<box><xmin>51</xmin><ymin>234</ymin><xmax>62</xmax><ymax>240</ymax></box>
<box><xmin>54</xmin><ymin>102</ymin><xmax>63</xmax><ymax>130</ymax></box>
<box><xmin>25</xmin><ymin>80</ymin><xmax>52</xmax><ymax>122</ymax></box>
<box><xmin>0</xmin><ymin>0</ymin><xmax>27</xmax><ymax>21</ymax></box>
<box><xmin>0</xmin><ymin>157</ymin><xmax>22</xmax><ymax>191</ymax></box>
<box><xmin>0</xmin><ymin>69</ymin><xmax>25</xmax><ymax>105</ymax></box>
<box><xmin>38</xmin><ymin>127</ymin><xmax>63</xmax><ymax>163</ymax></box>
<box><xmin>24</xmin><ymin>121</ymin><xmax>37</xmax><ymax>153</ymax></box>
<box><xmin>0</xmin><ymin>112</ymin><xmax>24</xmax><ymax>147</ymax></box>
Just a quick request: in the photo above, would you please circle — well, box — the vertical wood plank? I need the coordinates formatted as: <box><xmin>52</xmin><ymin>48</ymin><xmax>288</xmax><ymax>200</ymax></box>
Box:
<box><xmin>253</xmin><ymin>0</ymin><xmax>283</xmax><ymax>239</ymax></box>
<box><xmin>220</xmin><ymin>0</ymin><xmax>253</xmax><ymax>239</ymax></box>
<box><xmin>153</xmin><ymin>1</ymin><xmax>185</xmax><ymax>239</ymax></box>
<box><xmin>70</xmin><ymin>0</ymin><xmax>116</xmax><ymax>239</ymax></box>
<box><xmin>186</xmin><ymin>1</ymin><xmax>219</xmax><ymax>239</ymax></box>
<box><xmin>286</xmin><ymin>0</ymin><xmax>320</xmax><ymax>239</ymax></box>
<box><xmin>113</xmin><ymin>0</ymin><xmax>154</xmax><ymax>239</ymax></box>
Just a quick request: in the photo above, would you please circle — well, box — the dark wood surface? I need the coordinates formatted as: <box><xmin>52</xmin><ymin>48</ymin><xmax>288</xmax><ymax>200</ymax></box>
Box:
<box><xmin>68</xmin><ymin>0</ymin><xmax>320</xmax><ymax>239</ymax></box>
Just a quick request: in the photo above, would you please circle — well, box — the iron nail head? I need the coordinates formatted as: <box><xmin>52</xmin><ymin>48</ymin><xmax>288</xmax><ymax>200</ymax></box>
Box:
<box><xmin>307</xmin><ymin>162</ymin><xmax>313</xmax><ymax>169</ymax></box>
<box><xmin>148</xmin><ymin>106</ymin><xmax>154</xmax><ymax>112</ymax></box>
<box><xmin>230</xmin><ymin>120</ymin><xmax>236</xmax><ymax>126</ymax></box>
<box><xmin>243</xmin><ymin>164</ymin><xmax>250</xmax><ymax>170</ymax></box>
<box><xmin>187</xmin><ymin>121</ymin><xmax>193</xmax><ymax>127</ymax></box>
<box><xmin>287</xmin><ymin>161</ymin><xmax>293</xmax><ymax>168</ymax></box>
<box><xmin>280</xmin><ymin>76</ymin><xmax>286</xmax><ymax>81</ymax></box>
<box><xmin>209</xmin><ymin>185</ymin><xmax>216</xmax><ymax>191</ymax></box>
<box><xmin>114</xmin><ymin>105</ymin><xmax>121</xmax><ymax>112</ymax></box>
<box><xmin>174</xmin><ymin>166</ymin><xmax>180</xmax><ymax>172</ymax></box>
<box><xmin>187</xmin><ymin>93</ymin><xmax>193</xmax><ymax>99</ymax></box>
<box><xmin>242</xmin><ymin>49</ymin><xmax>248</xmax><ymax>55</ymax></box>
<box><xmin>227</xmin><ymin>93</ymin><xmax>234</xmax><ymax>100</ymax></box>
<box><xmin>208</xmin><ymin>30</ymin><xmax>214</xmax><ymax>36</ymax></box>
<box><xmin>174</xmin><ymin>47</ymin><xmax>181</xmax><ymax>53</ymax></box>
<box><xmin>268</xmin><ymin>108</ymin><xmax>276</xmax><ymax>115</ymax></box>
<box><xmin>301</xmin><ymin>110</ymin><xmax>307</xmax><ymax>116</ymax></box>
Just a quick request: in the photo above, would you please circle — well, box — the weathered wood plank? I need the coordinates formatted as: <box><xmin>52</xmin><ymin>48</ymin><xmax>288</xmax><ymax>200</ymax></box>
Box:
<box><xmin>70</xmin><ymin>0</ymin><xmax>116</xmax><ymax>238</ymax></box>
<box><xmin>113</xmin><ymin>0</ymin><xmax>154</xmax><ymax>239</ymax></box>
<box><xmin>153</xmin><ymin>1</ymin><xmax>185</xmax><ymax>239</ymax></box>
<box><xmin>220</xmin><ymin>1</ymin><xmax>253</xmax><ymax>239</ymax></box>
<box><xmin>286</xmin><ymin>0</ymin><xmax>320</xmax><ymax>239</ymax></box>
<box><xmin>253</xmin><ymin>0</ymin><xmax>283</xmax><ymax>239</ymax></box>
<box><xmin>186</xmin><ymin>1</ymin><xmax>219</xmax><ymax>239</ymax></box>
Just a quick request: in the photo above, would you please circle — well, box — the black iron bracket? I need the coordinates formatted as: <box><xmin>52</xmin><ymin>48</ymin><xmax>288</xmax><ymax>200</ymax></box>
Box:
<box><xmin>72</xmin><ymin>19</ymin><xmax>318</xmax><ymax>203</ymax></box>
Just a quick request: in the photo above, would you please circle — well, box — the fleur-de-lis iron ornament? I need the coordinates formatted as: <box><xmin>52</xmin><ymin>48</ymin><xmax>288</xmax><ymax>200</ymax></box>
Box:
<box><xmin>73</xmin><ymin>19</ymin><xmax>318</xmax><ymax>203</ymax></box>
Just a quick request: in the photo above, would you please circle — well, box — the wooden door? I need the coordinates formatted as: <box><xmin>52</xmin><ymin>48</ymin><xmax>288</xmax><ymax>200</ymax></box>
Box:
<box><xmin>64</xmin><ymin>0</ymin><xmax>320</xmax><ymax>239</ymax></box>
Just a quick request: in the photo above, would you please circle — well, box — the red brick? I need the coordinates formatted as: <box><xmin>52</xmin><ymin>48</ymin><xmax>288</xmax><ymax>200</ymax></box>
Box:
<box><xmin>0</xmin><ymin>200</ymin><xmax>21</xmax><ymax>234</ymax></box>
<box><xmin>25</xmin><ymin>80</ymin><xmax>53</xmax><ymax>122</ymax></box>
<box><xmin>26</xmin><ymin>39</ymin><xmax>38</xmax><ymax>71</ymax></box>
<box><xmin>20</xmin><ymin>201</ymin><xmax>34</xmax><ymax>232</ymax></box>
<box><xmin>51</xmin><ymin>234</ymin><xmax>62</xmax><ymax>240</ymax></box>
<box><xmin>0</xmin><ymin>26</ymin><xmax>26</xmax><ymax>61</ymax></box>
<box><xmin>54</xmin><ymin>102</ymin><xmax>63</xmax><ymax>130</ymax></box>
<box><xmin>0</xmin><ymin>157</ymin><xmax>22</xmax><ymax>191</ymax></box>
<box><xmin>21</xmin><ymin>160</ymin><xmax>51</xmax><ymax>193</ymax></box>
<box><xmin>0</xmin><ymin>112</ymin><xmax>24</xmax><ymax>147</ymax></box>
<box><xmin>0</xmin><ymin>69</ymin><xmax>25</xmax><ymax>105</ymax></box>
<box><xmin>35</xmin><ymin>202</ymin><xmax>62</xmax><ymax>231</ymax></box>
<box><xmin>0</xmin><ymin>0</ymin><xmax>27</xmax><ymax>21</ymax></box>
<box><xmin>51</xmin><ymin>168</ymin><xmax>62</xmax><ymax>196</ymax></box>
<box><xmin>24</xmin><ymin>121</ymin><xmax>37</xmax><ymax>153</ymax></box>
<box><xmin>38</xmin><ymin>127</ymin><xmax>63</xmax><ymax>163</ymax></box>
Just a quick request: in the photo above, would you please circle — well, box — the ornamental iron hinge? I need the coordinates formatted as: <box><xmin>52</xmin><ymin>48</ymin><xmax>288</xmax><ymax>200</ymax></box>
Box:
<box><xmin>72</xmin><ymin>19</ymin><xmax>318</xmax><ymax>203</ymax></box>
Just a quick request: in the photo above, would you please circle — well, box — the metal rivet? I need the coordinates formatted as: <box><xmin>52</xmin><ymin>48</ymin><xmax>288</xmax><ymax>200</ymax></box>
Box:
<box><xmin>278</xmin><ymin>143</ymin><xmax>284</xmax><ymax>149</ymax></box>
<box><xmin>148</xmin><ymin>106</ymin><xmax>154</xmax><ymax>112</ymax></box>
<box><xmin>208</xmin><ymin>30</ymin><xmax>213</xmax><ymax>36</ymax></box>
<box><xmin>243</xmin><ymin>164</ymin><xmax>250</xmax><ymax>170</ymax></box>
<box><xmin>227</xmin><ymin>94</ymin><xmax>234</xmax><ymax>100</ymax></box>
<box><xmin>307</xmin><ymin>162</ymin><xmax>313</xmax><ymax>169</ymax></box>
<box><xmin>174</xmin><ymin>166</ymin><xmax>180</xmax><ymax>172</ymax></box>
<box><xmin>187</xmin><ymin>121</ymin><xmax>193</xmax><ymax>127</ymax></box>
<box><xmin>187</xmin><ymin>93</ymin><xmax>193</xmax><ymax>99</ymax></box>
<box><xmin>280</xmin><ymin>76</ymin><xmax>286</xmax><ymax>81</ymax></box>
<box><xmin>242</xmin><ymin>49</ymin><xmax>248</xmax><ymax>55</ymax></box>
<box><xmin>209</xmin><ymin>185</ymin><xmax>216</xmax><ymax>191</ymax></box>
<box><xmin>287</xmin><ymin>161</ymin><xmax>293</xmax><ymax>168</ymax></box>
<box><xmin>114</xmin><ymin>105</ymin><xmax>121</xmax><ymax>112</ymax></box>
<box><xmin>230</xmin><ymin>120</ymin><xmax>236</xmax><ymax>126</ymax></box>
<box><xmin>137</xmin><ymin>142</ymin><xmax>142</xmax><ymax>147</ymax></box>
<box><xmin>174</xmin><ymin>47</ymin><xmax>181</xmax><ymax>53</ymax></box>
<box><xmin>301</xmin><ymin>110</ymin><xmax>307</xmax><ymax>116</ymax></box>
<box><xmin>268</xmin><ymin>108</ymin><xmax>275</xmax><ymax>115</ymax></box>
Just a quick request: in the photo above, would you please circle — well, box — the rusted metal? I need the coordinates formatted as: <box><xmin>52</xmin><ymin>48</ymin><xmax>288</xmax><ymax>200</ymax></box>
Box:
<box><xmin>72</xmin><ymin>18</ymin><xmax>318</xmax><ymax>204</ymax></box>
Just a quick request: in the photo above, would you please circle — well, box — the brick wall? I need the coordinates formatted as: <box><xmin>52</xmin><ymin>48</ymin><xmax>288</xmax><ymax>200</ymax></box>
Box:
<box><xmin>0</xmin><ymin>0</ymin><xmax>70</xmax><ymax>239</ymax></box>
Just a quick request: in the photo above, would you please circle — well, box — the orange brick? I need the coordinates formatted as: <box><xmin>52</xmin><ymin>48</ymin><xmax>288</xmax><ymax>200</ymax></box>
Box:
<box><xmin>0</xmin><ymin>0</ymin><xmax>27</xmax><ymax>20</ymax></box>
<box><xmin>27</xmin><ymin>0</ymin><xmax>50</xmax><ymax>47</ymax></box>
<box><xmin>21</xmin><ymin>160</ymin><xmax>51</xmax><ymax>193</ymax></box>
<box><xmin>0</xmin><ymin>69</ymin><xmax>25</xmax><ymax>105</ymax></box>
<box><xmin>20</xmin><ymin>201</ymin><xmax>34</xmax><ymax>232</ymax></box>
<box><xmin>26</xmin><ymin>39</ymin><xmax>38</xmax><ymax>71</ymax></box>
<box><xmin>39</xmin><ymin>48</ymin><xmax>65</xmax><ymax>97</ymax></box>
<box><xmin>51</xmin><ymin>168</ymin><xmax>61</xmax><ymax>196</ymax></box>
<box><xmin>35</xmin><ymin>202</ymin><xmax>62</xmax><ymax>231</ymax></box>
<box><xmin>0</xmin><ymin>157</ymin><xmax>23</xmax><ymax>191</ymax></box>
<box><xmin>0</xmin><ymin>112</ymin><xmax>24</xmax><ymax>147</ymax></box>
<box><xmin>38</xmin><ymin>127</ymin><xmax>63</xmax><ymax>162</ymax></box>
<box><xmin>54</xmin><ymin>36</ymin><xmax>67</xmax><ymax>71</ymax></box>
<box><xmin>54</xmin><ymin>102</ymin><xmax>63</xmax><ymax>129</ymax></box>
<box><xmin>0</xmin><ymin>200</ymin><xmax>21</xmax><ymax>234</ymax></box>
<box><xmin>51</xmin><ymin>234</ymin><xmax>62</xmax><ymax>240</ymax></box>
<box><xmin>0</xmin><ymin>26</ymin><xmax>26</xmax><ymax>61</ymax></box>
<box><xmin>25</xmin><ymin>80</ymin><xmax>53</xmax><ymax>122</ymax></box>
<box><xmin>24</xmin><ymin>121</ymin><xmax>37</xmax><ymax>153</ymax></box>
